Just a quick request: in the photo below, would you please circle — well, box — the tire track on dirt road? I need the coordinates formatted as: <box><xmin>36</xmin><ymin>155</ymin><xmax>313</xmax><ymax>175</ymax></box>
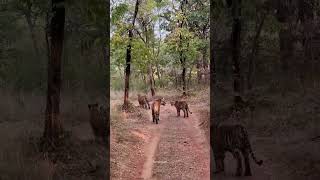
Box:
<box><xmin>141</xmin><ymin>104</ymin><xmax>210</xmax><ymax>180</ymax></box>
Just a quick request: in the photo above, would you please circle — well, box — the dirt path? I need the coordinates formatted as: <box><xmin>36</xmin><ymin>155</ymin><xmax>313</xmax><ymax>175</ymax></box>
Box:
<box><xmin>140</xmin><ymin>104</ymin><xmax>210</xmax><ymax>180</ymax></box>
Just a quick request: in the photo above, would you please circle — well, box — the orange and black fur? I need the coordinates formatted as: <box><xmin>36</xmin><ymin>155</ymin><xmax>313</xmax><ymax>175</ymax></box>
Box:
<box><xmin>138</xmin><ymin>94</ymin><xmax>150</xmax><ymax>109</ymax></box>
<box><xmin>170</xmin><ymin>101</ymin><xmax>192</xmax><ymax>118</ymax></box>
<box><xmin>151</xmin><ymin>98</ymin><xmax>165</xmax><ymax>124</ymax></box>
<box><xmin>213</xmin><ymin>124</ymin><xmax>263</xmax><ymax>176</ymax></box>
<box><xmin>88</xmin><ymin>103</ymin><xmax>108</xmax><ymax>141</ymax></box>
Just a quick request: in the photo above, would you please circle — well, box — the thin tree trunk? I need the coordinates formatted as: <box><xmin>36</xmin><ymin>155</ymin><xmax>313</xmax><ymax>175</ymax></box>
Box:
<box><xmin>148</xmin><ymin>64</ymin><xmax>155</xmax><ymax>96</ymax></box>
<box><xmin>180</xmin><ymin>51</ymin><xmax>187</xmax><ymax>95</ymax></box>
<box><xmin>188</xmin><ymin>64</ymin><xmax>194</xmax><ymax>87</ymax></box>
<box><xmin>44</xmin><ymin>0</ymin><xmax>65</xmax><ymax>144</ymax></box>
<box><xmin>123</xmin><ymin>29</ymin><xmax>132</xmax><ymax>108</ymax></box>
<box><xmin>247</xmin><ymin>11</ymin><xmax>266</xmax><ymax>90</ymax></box>
<box><xmin>156</xmin><ymin>64</ymin><xmax>161</xmax><ymax>81</ymax></box>
<box><xmin>197</xmin><ymin>59</ymin><xmax>202</xmax><ymax>84</ymax></box>
<box><xmin>123</xmin><ymin>0</ymin><xmax>140</xmax><ymax>110</ymax></box>
<box><xmin>25</xmin><ymin>14</ymin><xmax>40</xmax><ymax>57</ymax></box>
<box><xmin>231</xmin><ymin>0</ymin><xmax>243</xmax><ymax>105</ymax></box>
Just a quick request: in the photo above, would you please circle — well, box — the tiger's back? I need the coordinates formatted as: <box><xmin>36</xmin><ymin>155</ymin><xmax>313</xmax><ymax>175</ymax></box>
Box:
<box><xmin>171</xmin><ymin>101</ymin><xmax>192</xmax><ymax>118</ymax></box>
<box><xmin>151</xmin><ymin>98</ymin><xmax>165</xmax><ymax>124</ymax></box>
<box><xmin>138</xmin><ymin>94</ymin><xmax>150</xmax><ymax>109</ymax></box>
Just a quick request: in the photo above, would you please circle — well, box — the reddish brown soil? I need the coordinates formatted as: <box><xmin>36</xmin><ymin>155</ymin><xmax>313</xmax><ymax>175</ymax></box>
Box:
<box><xmin>111</xmin><ymin>96</ymin><xmax>210</xmax><ymax>180</ymax></box>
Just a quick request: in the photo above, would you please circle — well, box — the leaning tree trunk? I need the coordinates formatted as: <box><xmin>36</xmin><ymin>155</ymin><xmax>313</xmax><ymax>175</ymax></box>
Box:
<box><xmin>230</xmin><ymin>0</ymin><xmax>243</xmax><ymax>105</ymax></box>
<box><xmin>43</xmin><ymin>0</ymin><xmax>65</xmax><ymax>144</ymax></box>
<box><xmin>148</xmin><ymin>64</ymin><xmax>155</xmax><ymax>96</ymax></box>
<box><xmin>123</xmin><ymin>0</ymin><xmax>140</xmax><ymax>110</ymax></box>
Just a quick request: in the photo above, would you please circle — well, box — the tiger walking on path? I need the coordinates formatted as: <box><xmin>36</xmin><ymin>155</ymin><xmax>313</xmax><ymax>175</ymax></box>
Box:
<box><xmin>170</xmin><ymin>101</ymin><xmax>192</xmax><ymax>118</ymax></box>
<box><xmin>151</xmin><ymin>97</ymin><xmax>166</xmax><ymax>124</ymax></box>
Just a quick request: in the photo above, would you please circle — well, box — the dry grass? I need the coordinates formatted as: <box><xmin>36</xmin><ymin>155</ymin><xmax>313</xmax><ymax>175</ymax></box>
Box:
<box><xmin>110</xmin><ymin>93</ymin><xmax>150</xmax><ymax>179</ymax></box>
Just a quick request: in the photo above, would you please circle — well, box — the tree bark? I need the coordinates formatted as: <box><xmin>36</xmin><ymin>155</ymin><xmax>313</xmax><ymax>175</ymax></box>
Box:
<box><xmin>188</xmin><ymin>64</ymin><xmax>194</xmax><ymax>87</ymax></box>
<box><xmin>25</xmin><ymin>14</ymin><xmax>40</xmax><ymax>57</ymax></box>
<box><xmin>123</xmin><ymin>0</ymin><xmax>140</xmax><ymax>110</ymax></box>
<box><xmin>231</xmin><ymin>0</ymin><xmax>243</xmax><ymax>105</ymax></box>
<box><xmin>148</xmin><ymin>64</ymin><xmax>155</xmax><ymax>96</ymax></box>
<box><xmin>44</xmin><ymin>0</ymin><xmax>65</xmax><ymax>143</ymax></box>
<box><xmin>299</xmin><ymin>0</ymin><xmax>315</xmax><ymax>88</ymax></box>
<box><xmin>180</xmin><ymin>51</ymin><xmax>187</xmax><ymax>95</ymax></box>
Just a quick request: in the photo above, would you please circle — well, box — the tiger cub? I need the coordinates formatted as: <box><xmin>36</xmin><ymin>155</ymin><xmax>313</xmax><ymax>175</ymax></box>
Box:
<box><xmin>212</xmin><ymin>124</ymin><xmax>263</xmax><ymax>176</ymax></box>
<box><xmin>170</xmin><ymin>101</ymin><xmax>192</xmax><ymax>118</ymax></box>
<box><xmin>151</xmin><ymin>98</ymin><xmax>166</xmax><ymax>124</ymax></box>
<box><xmin>137</xmin><ymin>94</ymin><xmax>150</xmax><ymax>109</ymax></box>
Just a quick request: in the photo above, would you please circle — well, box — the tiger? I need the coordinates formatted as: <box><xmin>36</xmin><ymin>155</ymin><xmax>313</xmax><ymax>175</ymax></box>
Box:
<box><xmin>212</xmin><ymin>124</ymin><xmax>263</xmax><ymax>176</ymax></box>
<box><xmin>151</xmin><ymin>97</ymin><xmax>166</xmax><ymax>124</ymax></box>
<box><xmin>88</xmin><ymin>103</ymin><xmax>108</xmax><ymax>142</ymax></box>
<box><xmin>137</xmin><ymin>94</ymin><xmax>150</xmax><ymax>109</ymax></box>
<box><xmin>170</xmin><ymin>101</ymin><xmax>192</xmax><ymax>118</ymax></box>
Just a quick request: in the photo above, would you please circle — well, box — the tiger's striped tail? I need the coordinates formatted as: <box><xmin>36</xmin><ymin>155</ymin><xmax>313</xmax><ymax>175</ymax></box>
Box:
<box><xmin>243</xmin><ymin>126</ymin><xmax>263</xmax><ymax>166</ymax></box>
<box><xmin>187</xmin><ymin>105</ymin><xmax>192</xmax><ymax>114</ymax></box>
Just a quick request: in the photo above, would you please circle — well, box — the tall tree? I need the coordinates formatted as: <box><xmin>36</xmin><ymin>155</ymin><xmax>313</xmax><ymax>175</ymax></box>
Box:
<box><xmin>43</xmin><ymin>0</ymin><xmax>65</xmax><ymax>144</ymax></box>
<box><xmin>247</xmin><ymin>3</ymin><xmax>267</xmax><ymax>90</ymax></box>
<box><xmin>123</xmin><ymin>0</ymin><xmax>140</xmax><ymax>110</ymax></box>
<box><xmin>179</xmin><ymin>0</ymin><xmax>188</xmax><ymax>96</ymax></box>
<box><xmin>228</xmin><ymin>0</ymin><xmax>243</xmax><ymax>105</ymax></box>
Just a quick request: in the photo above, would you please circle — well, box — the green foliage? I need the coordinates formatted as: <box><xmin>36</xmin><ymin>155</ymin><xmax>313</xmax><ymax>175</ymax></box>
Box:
<box><xmin>0</xmin><ymin>0</ymin><xmax>107</xmax><ymax>93</ymax></box>
<box><xmin>111</xmin><ymin>0</ymin><xmax>210</xmax><ymax>91</ymax></box>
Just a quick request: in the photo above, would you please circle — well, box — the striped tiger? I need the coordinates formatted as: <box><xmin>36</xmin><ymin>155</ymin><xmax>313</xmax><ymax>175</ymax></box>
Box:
<box><xmin>212</xmin><ymin>124</ymin><xmax>263</xmax><ymax>176</ymax></box>
<box><xmin>170</xmin><ymin>101</ymin><xmax>192</xmax><ymax>118</ymax></box>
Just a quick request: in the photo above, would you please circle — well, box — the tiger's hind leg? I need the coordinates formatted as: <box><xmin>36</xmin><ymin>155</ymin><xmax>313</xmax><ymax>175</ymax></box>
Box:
<box><xmin>242</xmin><ymin>150</ymin><xmax>252</xmax><ymax>176</ymax></box>
<box><xmin>155</xmin><ymin>113</ymin><xmax>159</xmax><ymax>124</ymax></box>
<box><xmin>183</xmin><ymin>109</ymin><xmax>186</xmax><ymax>118</ymax></box>
<box><xmin>213</xmin><ymin>154</ymin><xmax>225</xmax><ymax>174</ymax></box>
<box><xmin>233</xmin><ymin>151</ymin><xmax>243</xmax><ymax>176</ymax></box>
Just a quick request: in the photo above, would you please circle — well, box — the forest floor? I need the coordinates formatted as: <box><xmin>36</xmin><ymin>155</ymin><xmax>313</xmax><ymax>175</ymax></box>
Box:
<box><xmin>110</xmin><ymin>89</ymin><xmax>210</xmax><ymax>180</ymax></box>
<box><xmin>0</xmin><ymin>90</ymin><xmax>108</xmax><ymax>180</ymax></box>
<box><xmin>213</xmin><ymin>84</ymin><xmax>320</xmax><ymax>180</ymax></box>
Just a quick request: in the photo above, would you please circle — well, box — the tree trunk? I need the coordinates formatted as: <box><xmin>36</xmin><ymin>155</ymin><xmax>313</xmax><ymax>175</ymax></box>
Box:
<box><xmin>188</xmin><ymin>64</ymin><xmax>194</xmax><ymax>87</ymax></box>
<box><xmin>156</xmin><ymin>64</ymin><xmax>161</xmax><ymax>82</ymax></box>
<box><xmin>210</xmin><ymin>1</ymin><xmax>216</xmax><ymax>178</ymax></box>
<box><xmin>299</xmin><ymin>0</ymin><xmax>315</xmax><ymax>88</ymax></box>
<box><xmin>197</xmin><ymin>59</ymin><xmax>202</xmax><ymax>84</ymax></box>
<box><xmin>148</xmin><ymin>64</ymin><xmax>155</xmax><ymax>96</ymax></box>
<box><xmin>25</xmin><ymin>14</ymin><xmax>40</xmax><ymax>57</ymax></box>
<box><xmin>231</xmin><ymin>0</ymin><xmax>243</xmax><ymax>105</ymax></box>
<box><xmin>123</xmin><ymin>29</ymin><xmax>132</xmax><ymax>109</ymax></box>
<box><xmin>43</xmin><ymin>0</ymin><xmax>65</xmax><ymax>144</ymax></box>
<box><xmin>123</xmin><ymin>0</ymin><xmax>140</xmax><ymax>110</ymax></box>
<box><xmin>247</xmin><ymin>11</ymin><xmax>266</xmax><ymax>90</ymax></box>
<box><xmin>180</xmin><ymin>51</ymin><xmax>187</xmax><ymax>95</ymax></box>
